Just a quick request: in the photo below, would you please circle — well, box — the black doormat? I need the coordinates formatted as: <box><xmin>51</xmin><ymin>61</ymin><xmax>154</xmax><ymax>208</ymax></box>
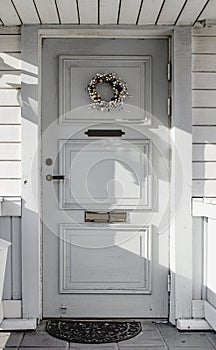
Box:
<box><xmin>46</xmin><ymin>320</ymin><xmax>142</xmax><ymax>344</ymax></box>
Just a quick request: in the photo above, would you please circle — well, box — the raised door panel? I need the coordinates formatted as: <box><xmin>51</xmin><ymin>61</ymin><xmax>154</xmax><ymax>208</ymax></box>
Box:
<box><xmin>59</xmin><ymin>224</ymin><xmax>151</xmax><ymax>294</ymax></box>
<box><xmin>59</xmin><ymin>56</ymin><xmax>152</xmax><ymax>124</ymax></box>
<box><xmin>59</xmin><ymin>139</ymin><xmax>152</xmax><ymax>209</ymax></box>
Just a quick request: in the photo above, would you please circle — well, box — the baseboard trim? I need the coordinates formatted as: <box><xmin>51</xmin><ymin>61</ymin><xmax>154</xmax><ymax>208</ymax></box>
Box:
<box><xmin>0</xmin><ymin>318</ymin><xmax>37</xmax><ymax>330</ymax></box>
<box><xmin>177</xmin><ymin>318</ymin><xmax>212</xmax><ymax>330</ymax></box>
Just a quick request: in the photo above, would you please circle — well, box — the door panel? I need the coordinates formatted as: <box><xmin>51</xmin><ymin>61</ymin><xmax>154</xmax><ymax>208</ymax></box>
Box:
<box><xmin>59</xmin><ymin>224</ymin><xmax>151</xmax><ymax>293</ymax></box>
<box><xmin>59</xmin><ymin>56</ymin><xmax>151</xmax><ymax>124</ymax></box>
<box><xmin>42</xmin><ymin>38</ymin><xmax>169</xmax><ymax>318</ymax></box>
<box><xmin>59</xmin><ymin>139</ymin><xmax>151</xmax><ymax>209</ymax></box>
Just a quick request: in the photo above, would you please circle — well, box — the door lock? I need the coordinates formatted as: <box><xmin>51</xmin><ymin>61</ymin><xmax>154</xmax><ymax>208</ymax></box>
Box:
<box><xmin>59</xmin><ymin>304</ymin><xmax>67</xmax><ymax>314</ymax></box>
<box><xmin>46</xmin><ymin>174</ymin><xmax>65</xmax><ymax>181</ymax></box>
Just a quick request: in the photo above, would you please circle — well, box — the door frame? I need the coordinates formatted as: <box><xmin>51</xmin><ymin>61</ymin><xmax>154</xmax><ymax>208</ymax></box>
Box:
<box><xmin>21</xmin><ymin>25</ymin><xmax>192</xmax><ymax>324</ymax></box>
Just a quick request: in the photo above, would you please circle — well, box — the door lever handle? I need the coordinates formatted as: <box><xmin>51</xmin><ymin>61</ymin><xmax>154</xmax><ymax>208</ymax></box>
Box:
<box><xmin>46</xmin><ymin>174</ymin><xmax>65</xmax><ymax>181</ymax></box>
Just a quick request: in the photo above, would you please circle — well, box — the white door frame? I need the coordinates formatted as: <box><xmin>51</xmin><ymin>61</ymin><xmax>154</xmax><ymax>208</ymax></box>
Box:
<box><xmin>21</xmin><ymin>25</ymin><xmax>192</xmax><ymax>324</ymax></box>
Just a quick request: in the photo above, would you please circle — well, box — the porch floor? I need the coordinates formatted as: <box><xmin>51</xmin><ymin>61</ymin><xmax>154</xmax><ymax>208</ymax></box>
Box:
<box><xmin>0</xmin><ymin>321</ymin><xmax>216</xmax><ymax>350</ymax></box>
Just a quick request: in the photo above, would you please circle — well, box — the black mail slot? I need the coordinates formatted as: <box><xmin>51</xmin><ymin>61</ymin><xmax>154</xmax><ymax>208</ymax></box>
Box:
<box><xmin>85</xmin><ymin>129</ymin><xmax>125</xmax><ymax>137</ymax></box>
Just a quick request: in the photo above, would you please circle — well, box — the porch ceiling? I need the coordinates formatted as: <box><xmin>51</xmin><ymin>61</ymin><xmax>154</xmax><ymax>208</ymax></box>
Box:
<box><xmin>0</xmin><ymin>0</ymin><xmax>215</xmax><ymax>27</ymax></box>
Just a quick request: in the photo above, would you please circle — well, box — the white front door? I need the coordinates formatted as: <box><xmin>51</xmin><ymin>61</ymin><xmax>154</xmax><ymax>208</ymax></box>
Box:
<box><xmin>42</xmin><ymin>38</ymin><xmax>170</xmax><ymax>318</ymax></box>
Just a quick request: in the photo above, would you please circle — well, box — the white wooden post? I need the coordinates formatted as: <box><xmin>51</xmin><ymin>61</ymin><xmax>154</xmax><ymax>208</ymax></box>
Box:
<box><xmin>169</xmin><ymin>27</ymin><xmax>193</xmax><ymax>323</ymax></box>
<box><xmin>21</xmin><ymin>25</ymin><xmax>40</xmax><ymax>319</ymax></box>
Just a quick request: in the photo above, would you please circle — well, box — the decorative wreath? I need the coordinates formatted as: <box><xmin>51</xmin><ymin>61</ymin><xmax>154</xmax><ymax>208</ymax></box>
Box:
<box><xmin>87</xmin><ymin>73</ymin><xmax>129</xmax><ymax>111</ymax></box>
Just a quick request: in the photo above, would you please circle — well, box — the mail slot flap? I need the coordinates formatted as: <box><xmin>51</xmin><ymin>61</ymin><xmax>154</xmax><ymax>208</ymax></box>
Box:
<box><xmin>85</xmin><ymin>211</ymin><xmax>127</xmax><ymax>223</ymax></box>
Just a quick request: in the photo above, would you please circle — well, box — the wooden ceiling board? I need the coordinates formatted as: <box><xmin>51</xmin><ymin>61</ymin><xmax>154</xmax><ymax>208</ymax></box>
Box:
<box><xmin>198</xmin><ymin>0</ymin><xmax>216</xmax><ymax>21</ymax></box>
<box><xmin>177</xmin><ymin>0</ymin><xmax>209</xmax><ymax>25</ymax></box>
<box><xmin>78</xmin><ymin>0</ymin><xmax>98</xmax><ymax>24</ymax></box>
<box><xmin>12</xmin><ymin>0</ymin><xmax>40</xmax><ymax>24</ymax></box>
<box><xmin>0</xmin><ymin>0</ymin><xmax>215</xmax><ymax>27</ymax></box>
<box><xmin>118</xmin><ymin>0</ymin><xmax>142</xmax><ymax>24</ymax></box>
<box><xmin>138</xmin><ymin>0</ymin><xmax>164</xmax><ymax>25</ymax></box>
<box><xmin>157</xmin><ymin>0</ymin><xmax>186</xmax><ymax>25</ymax></box>
<box><xmin>56</xmin><ymin>0</ymin><xmax>78</xmax><ymax>24</ymax></box>
<box><xmin>34</xmin><ymin>0</ymin><xmax>59</xmax><ymax>24</ymax></box>
<box><xmin>0</xmin><ymin>0</ymin><xmax>21</xmax><ymax>25</ymax></box>
<box><xmin>100</xmin><ymin>0</ymin><xmax>119</xmax><ymax>24</ymax></box>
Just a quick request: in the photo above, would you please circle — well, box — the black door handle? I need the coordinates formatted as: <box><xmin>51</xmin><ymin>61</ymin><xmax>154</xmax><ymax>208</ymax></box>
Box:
<box><xmin>46</xmin><ymin>174</ymin><xmax>65</xmax><ymax>181</ymax></box>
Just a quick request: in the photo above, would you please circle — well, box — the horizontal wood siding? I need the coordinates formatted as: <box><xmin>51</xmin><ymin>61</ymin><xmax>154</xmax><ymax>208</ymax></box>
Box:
<box><xmin>0</xmin><ymin>28</ymin><xmax>21</xmax><ymax>198</ymax></box>
<box><xmin>192</xmin><ymin>28</ymin><xmax>216</xmax><ymax>197</ymax></box>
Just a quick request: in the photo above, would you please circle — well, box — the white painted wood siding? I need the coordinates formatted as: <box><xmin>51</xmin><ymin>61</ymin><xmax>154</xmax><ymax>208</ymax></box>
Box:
<box><xmin>0</xmin><ymin>27</ymin><xmax>21</xmax><ymax>200</ymax></box>
<box><xmin>192</xmin><ymin>28</ymin><xmax>216</xmax><ymax>197</ymax></box>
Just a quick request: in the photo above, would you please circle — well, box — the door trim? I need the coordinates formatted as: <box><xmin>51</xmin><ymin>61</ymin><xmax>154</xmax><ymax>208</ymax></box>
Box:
<box><xmin>21</xmin><ymin>25</ymin><xmax>192</xmax><ymax>324</ymax></box>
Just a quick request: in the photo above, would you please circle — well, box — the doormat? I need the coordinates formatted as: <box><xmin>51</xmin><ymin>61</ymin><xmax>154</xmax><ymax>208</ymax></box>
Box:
<box><xmin>46</xmin><ymin>320</ymin><xmax>142</xmax><ymax>344</ymax></box>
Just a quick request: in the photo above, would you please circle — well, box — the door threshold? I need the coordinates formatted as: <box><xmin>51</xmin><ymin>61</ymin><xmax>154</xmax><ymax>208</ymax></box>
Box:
<box><xmin>42</xmin><ymin>317</ymin><xmax>168</xmax><ymax>322</ymax></box>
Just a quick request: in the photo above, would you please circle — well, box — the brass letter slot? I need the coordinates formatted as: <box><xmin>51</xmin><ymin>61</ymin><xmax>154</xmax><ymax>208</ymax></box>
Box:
<box><xmin>85</xmin><ymin>211</ymin><xmax>127</xmax><ymax>223</ymax></box>
<box><xmin>85</xmin><ymin>129</ymin><xmax>125</xmax><ymax>137</ymax></box>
